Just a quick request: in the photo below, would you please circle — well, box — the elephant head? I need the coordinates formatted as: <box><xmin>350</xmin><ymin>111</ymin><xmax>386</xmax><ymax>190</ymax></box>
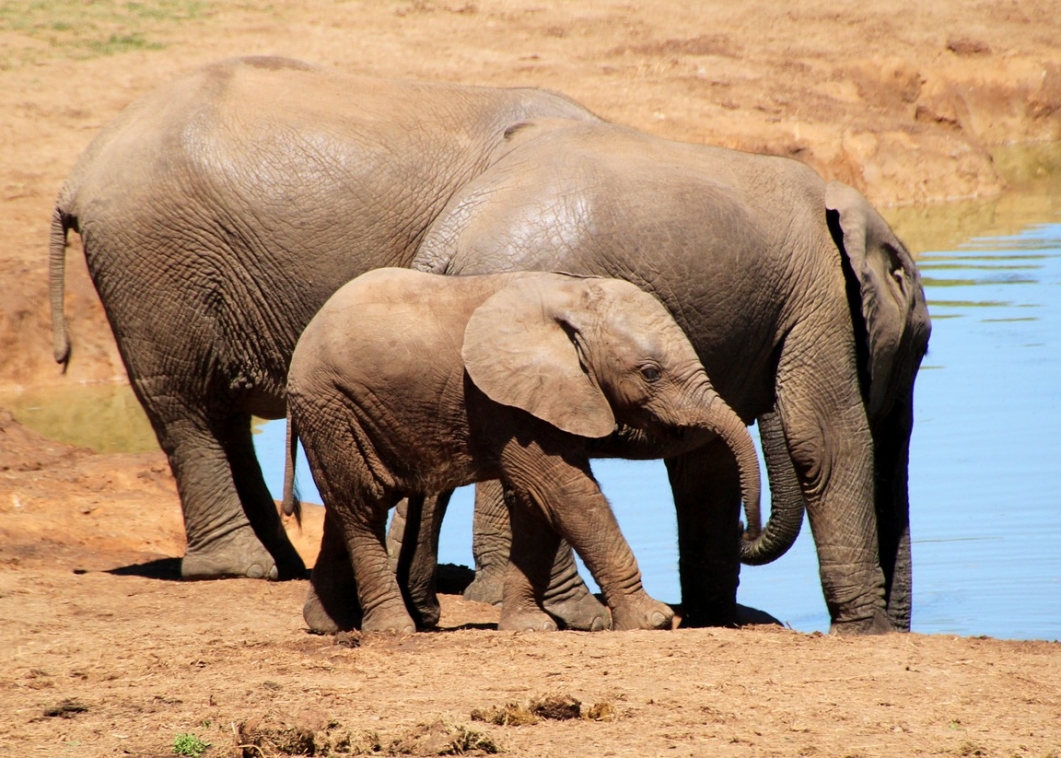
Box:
<box><xmin>462</xmin><ymin>274</ymin><xmax>762</xmax><ymax>539</ymax></box>
<box><xmin>740</xmin><ymin>182</ymin><xmax>930</xmax><ymax>632</ymax></box>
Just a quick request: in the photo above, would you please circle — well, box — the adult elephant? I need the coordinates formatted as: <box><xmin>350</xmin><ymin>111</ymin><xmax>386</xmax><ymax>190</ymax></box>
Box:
<box><xmin>407</xmin><ymin>119</ymin><xmax>931</xmax><ymax>634</ymax></box>
<box><xmin>50</xmin><ymin>56</ymin><xmax>600</xmax><ymax>582</ymax></box>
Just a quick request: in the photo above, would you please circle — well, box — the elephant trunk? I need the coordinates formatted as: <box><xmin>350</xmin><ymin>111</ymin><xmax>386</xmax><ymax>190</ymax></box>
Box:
<box><xmin>740</xmin><ymin>410</ymin><xmax>804</xmax><ymax>566</ymax></box>
<box><xmin>683</xmin><ymin>385</ymin><xmax>762</xmax><ymax>542</ymax></box>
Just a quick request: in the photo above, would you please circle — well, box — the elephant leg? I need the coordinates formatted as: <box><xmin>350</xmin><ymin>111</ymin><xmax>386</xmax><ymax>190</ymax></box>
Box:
<box><xmin>220</xmin><ymin>413</ymin><xmax>306</xmax><ymax>580</ymax></box>
<box><xmin>304</xmin><ymin>510</ymin><xmax>362</xmax><ymax>633</ymax></box>
<box><xmin>466</xmin><ymin>480</ymin><xmax>608</xmax><ymax>630</ymax></box>
<box><xmin>774</xmin><ymin>333</ymin><xmax>890</xmax><ymax>634</ymax></box>
<box><xmin>502</xmin><ymin>451</ymin><xmax>671</xmax><ymax>632</ymax></box>
<box><xmin>145</xmin><ymin>398</ymin><xmax>279</xmax><ymax>581</ymax></box>
<box><xmin>341</xmin><ymin>492</ymin><xmax>416</xmax><ymax>634</ymax></box>
<box><xmin>666</xmin><ymin>439</ymin><xmax>743</xmax><ymax>628</ymax></box>
<box><xmin>392</xmin><ymin>491</ymin><xmax>452</xmax><ymax>629</ymax></box>
<box><xmin>873</xmin><ymin>399</ymin><xmax>916</xmax><ymax>631</ymax></box>
<box><xmin>498</xmin><ymin>489</ymin><xmax>561</xmax><ymax>632</ymax></box>
<box><xmin>462</xmin><ymin>480</ymin><xmax>510</xmax><ymax>605</ymax></box>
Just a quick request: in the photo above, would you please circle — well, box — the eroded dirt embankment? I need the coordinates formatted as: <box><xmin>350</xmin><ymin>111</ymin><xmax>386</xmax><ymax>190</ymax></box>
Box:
<box><xmin>2</xmin><ymin>0</ymin><xmax>1060</xmax><ymax>392</ymax></box>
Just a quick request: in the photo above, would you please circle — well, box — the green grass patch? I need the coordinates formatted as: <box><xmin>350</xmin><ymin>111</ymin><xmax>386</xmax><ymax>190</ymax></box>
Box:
<box><xmin>0</xmin><ymin>0</ymin><xmax>209</xmax><ymax>63</ymax></box>
<box><xmin>172</xmin><ymin>732</ymin><xmax>211</xmax><ymax>757</ymax></box>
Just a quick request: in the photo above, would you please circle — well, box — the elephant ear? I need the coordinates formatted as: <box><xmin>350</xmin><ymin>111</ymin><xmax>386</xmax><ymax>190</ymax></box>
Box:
<box><xmin>825</xmin><ymin>181</ymin><xmax>930</xmax><ymax>417</ymax></box>
<box><xmin>462</xmin><ymin>276</ymin><xmax>617</xmax><ymax>439</ymax></box>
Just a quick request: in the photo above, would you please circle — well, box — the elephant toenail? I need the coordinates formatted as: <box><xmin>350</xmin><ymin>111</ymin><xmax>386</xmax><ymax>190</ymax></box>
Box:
<box><xmin>246</xmin><ymin>564</ymin><xmax>265</xmax><ymax>579</ymax></box>
<box><xmin>650</xmin><ymin>611</ymin><xmax>667</xmax><ymax>628</ymax></box>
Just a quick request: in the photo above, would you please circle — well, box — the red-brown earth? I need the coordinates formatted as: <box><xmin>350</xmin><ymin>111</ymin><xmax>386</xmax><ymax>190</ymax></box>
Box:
<box><xmin>2</xmin><ymin>2</ymin><xmax>1060</xmax><ymax>756</ymax></box>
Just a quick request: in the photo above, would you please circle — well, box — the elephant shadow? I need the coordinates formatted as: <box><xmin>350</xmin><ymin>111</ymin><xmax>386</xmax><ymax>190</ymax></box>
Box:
<box><xmin>102</xmin><ymin>557</ymin><xmax>183</xmax><ymax>580</ymax></box>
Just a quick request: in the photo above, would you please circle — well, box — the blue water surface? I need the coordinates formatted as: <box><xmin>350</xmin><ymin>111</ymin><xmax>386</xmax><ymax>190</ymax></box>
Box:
<box><xmin>254</xmin><ymin>217</ymin><xmax>1061</xmax><ymax>641</ymax></box>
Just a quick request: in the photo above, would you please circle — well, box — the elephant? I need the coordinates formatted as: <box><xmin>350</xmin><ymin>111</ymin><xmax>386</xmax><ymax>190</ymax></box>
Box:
<box><xmin>50</xmin><ymin>56</ymin><xmax>930</xmax><ymax>633</ymax></box>
<box><xmin>49</xmin><ymin>56</ymin><xmax>600</xmax><ymax>582</ymax></box>
<box><xmin>282</xmin><ymin>268</ymin><xmax>762</xmax><ymax>634</ymax></box>
<box><xmin>409</xmin><ymin>122</ymin><xmax>931</xmax><ymax>634</ymax></box>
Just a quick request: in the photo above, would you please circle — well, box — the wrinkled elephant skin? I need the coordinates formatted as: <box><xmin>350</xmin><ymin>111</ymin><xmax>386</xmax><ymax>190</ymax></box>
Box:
<box><xmin>286</xmin><ymin>269</ymin><xmax>761</xmax><ymax>634</ymax></box>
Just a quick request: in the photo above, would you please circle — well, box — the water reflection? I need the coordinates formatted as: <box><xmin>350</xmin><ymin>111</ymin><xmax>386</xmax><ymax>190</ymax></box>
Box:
<box><xmin>904</xmin><ymin>221</ymin><xmax>1061</xmax><ymax>640</ymax></box>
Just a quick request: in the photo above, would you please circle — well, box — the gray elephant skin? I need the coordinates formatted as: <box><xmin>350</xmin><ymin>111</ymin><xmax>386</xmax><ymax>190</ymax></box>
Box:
<box><xmin>284</xmin><ymin>268</ymin><xmax>761</xmax><ymax>634</ymax></box>
<box><xmin>50</xmin><ymin>56</ymin><xmax>930</xmax><ymax>634</ymax></box>
<box><xmin>50</xmin><ymin>56</ymin><xmax>598</xmax><ymax>582</ymax></box>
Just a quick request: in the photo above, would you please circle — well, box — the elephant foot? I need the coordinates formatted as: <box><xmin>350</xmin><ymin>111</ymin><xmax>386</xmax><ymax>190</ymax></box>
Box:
<box><xmin>182</xmin><ymin>525</ymin><xmax>279</xmax><ymax>580</ymax></box>
<box><xmin>830</xmin><ymin>608</ymin><xmax>894</xmax><ymax>636</ymax></box>
<box><xmin>462</xmin><ymin>572</ymin><xmax>504</xmax><ymax>606</ymax></box>
<box><xmin>411</xmin><ymin>595</ymin><xmax>441</xmax><ymax>630</ymax></box>
<box><xmin>362</xmin><ymin>603</ymin><xmax>417</xmax><ymax>635</ymax></box>
<box><xmin>733</xmin><ymin>603</ymin><xmax>783</xmax><ymax>628</ymax></box>
<box><xmin>305</xmin><ymin>586</ymin><xmax>350</xmax><ymax>632</ymax></box>
<box><xmin>609</xmin><ymin>594</ymin><xmax>674</xmax><ymax>631</ymax></box>
<box><xmin>544</xmin><ymin>588</ymin><xmax>610</xmax><ymax>631</ymax></box>
<box><xmin>303</xmin><ymin>569</ymin><xmax>360</xmax><ymax>632</ymax></box>
<box><xmin>498</xmin><ymin>607</ymin><xmax>559</xmax><ymax>633</ymax></box>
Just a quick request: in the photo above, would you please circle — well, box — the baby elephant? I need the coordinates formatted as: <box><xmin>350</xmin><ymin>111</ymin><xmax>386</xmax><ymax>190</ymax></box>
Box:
<box><xmin>286</xmin><ymin>268</ymin><xmax>761</xmax><ymax>634</ymax></box>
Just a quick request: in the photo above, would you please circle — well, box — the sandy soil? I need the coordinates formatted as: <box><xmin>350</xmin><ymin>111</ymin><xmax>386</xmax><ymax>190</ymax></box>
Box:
<box><xmin>2</xmin><ymin>2</ymin><xmax>1060</xmax><ymax>755</ymax></box>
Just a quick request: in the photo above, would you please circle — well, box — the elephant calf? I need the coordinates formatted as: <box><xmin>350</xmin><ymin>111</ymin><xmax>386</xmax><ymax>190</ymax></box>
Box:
<box><xmin>284</xmin><ymin>268</ymin><xmax>761</xmax><ymax>634</ymax></box>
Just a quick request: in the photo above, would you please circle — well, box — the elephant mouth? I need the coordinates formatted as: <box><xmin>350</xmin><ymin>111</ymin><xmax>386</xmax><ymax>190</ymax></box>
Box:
<box><xmin>652</xmin><ymin>423</ymin><xmax>712</xmax><ymax>454</ymax></box>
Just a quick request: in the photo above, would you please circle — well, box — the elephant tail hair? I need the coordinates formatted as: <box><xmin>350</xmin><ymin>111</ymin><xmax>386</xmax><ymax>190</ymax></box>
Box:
<box><xmin>49</xmin><ymin>205</ymin><xmax>73</xmax><ymax>369</ymax></box>
<box><xmin>282</xmin><ymin>409</ymin><xmax>302</xmax><ymax>526</ymax></box>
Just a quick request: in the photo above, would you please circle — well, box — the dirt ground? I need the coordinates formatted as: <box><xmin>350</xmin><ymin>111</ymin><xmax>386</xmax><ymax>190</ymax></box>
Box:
<box><xmin>2</xmin><ymin>2</ymin><xmax>1060</xmax><ymax>756</ymax></box>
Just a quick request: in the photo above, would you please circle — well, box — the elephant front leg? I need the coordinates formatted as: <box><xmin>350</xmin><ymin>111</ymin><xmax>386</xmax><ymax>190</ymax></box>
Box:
<box><xmin>462</xmin><ymin>480</ymin><xmax>510</xmax><ymax>605</ymax></box>
<box><xmin>503</xmin><ymin>450</ymin><xmax>672</xmax><ymax>632</ymax></box>
<box><xmin>775</xmin><ymin>338</ymin><xmax>891</xmax><ymax>635</ymax></box>
<box><xmin>666</xmin><ymin>440</ymin><xmax>743</xmax><ymax>628</ymax></box>
<box><xmin>467</xmin><ymin>480</ymin><xmax>609</xmax><ymax>631</ymax></box>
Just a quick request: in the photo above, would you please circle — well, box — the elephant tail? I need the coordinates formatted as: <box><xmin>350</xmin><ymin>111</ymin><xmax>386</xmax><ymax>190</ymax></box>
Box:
<box><xmin>740</xmin><ymin>411</ymin><xmax>804</xmax><ymax>566</ymax></box>
<box><xmin>282</xmin><ymin>409</ymin><xmax>302</xmax><ymax>526</ymax></box>
<box><xmin>49</xmin><ymin>205</ymin><xmax>74</xmax><ymax>369</ymax></box>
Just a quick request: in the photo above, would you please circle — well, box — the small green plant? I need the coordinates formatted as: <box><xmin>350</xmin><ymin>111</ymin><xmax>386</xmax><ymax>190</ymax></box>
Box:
<box><xmin>172</xmin><ymin>732</ymin><xmax>210</xmax><ymax>757</ymax></box>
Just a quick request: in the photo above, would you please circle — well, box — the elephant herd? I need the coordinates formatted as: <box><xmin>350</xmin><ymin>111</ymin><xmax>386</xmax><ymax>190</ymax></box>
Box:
<box><xmin>50</xmin><ymin>56</ymin><xmax>930</xmax><ymax>635</ymax></box>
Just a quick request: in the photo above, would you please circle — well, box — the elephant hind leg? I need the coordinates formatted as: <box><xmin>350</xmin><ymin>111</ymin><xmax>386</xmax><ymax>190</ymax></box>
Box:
<box><xmin>304</xmin><ymin>511</ymin><xmax>362</xmax><ymax>633</ymax></box>
<box><xmin>299</xmin><ymin>414</ymin><xmax>414</xmax><ymax>634</ymax></box>
<box><xmin>219</xmin><ymin>412</ymin><xmax>306</xmax><ymax>580</ymax></box>
<box><xmin>141</xmin><ymin>390</ymin><xmax>280</xmax><ymax>581</ymax></box>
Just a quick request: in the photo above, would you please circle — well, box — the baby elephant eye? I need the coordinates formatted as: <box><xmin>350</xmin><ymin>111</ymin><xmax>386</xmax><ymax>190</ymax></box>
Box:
<box><xmin>639</xmin><ymin>365</ymin><xmax>662</xmax><ymax>383</ymax></box>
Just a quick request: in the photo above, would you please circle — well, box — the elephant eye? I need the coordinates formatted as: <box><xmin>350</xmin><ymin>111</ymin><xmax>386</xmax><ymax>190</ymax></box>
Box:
<box><xmin>639</xmin><ymin>365</ymin><xmax>662</xmax><ymax>383</ymax></box>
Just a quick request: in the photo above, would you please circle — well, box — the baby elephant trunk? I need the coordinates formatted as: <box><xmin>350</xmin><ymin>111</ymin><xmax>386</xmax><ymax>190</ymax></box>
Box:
<box><xmin>683</xmin><ymin>388</ymin><xmax>762</xmax><ymax>542</ymax></box>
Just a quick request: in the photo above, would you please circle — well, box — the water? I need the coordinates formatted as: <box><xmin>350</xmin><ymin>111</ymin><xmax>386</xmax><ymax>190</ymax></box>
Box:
<box><xmin>12</xmin><ymin>165</ymin><xmax>1061</xmax><ymax>640</ymax></box>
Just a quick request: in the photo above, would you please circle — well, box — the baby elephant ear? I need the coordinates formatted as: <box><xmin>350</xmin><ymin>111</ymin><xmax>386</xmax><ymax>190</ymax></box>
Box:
<box><xmin>462</xmin><ymin>276</ymin><xmax>617</xmax><ymax>439</ymax></box>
